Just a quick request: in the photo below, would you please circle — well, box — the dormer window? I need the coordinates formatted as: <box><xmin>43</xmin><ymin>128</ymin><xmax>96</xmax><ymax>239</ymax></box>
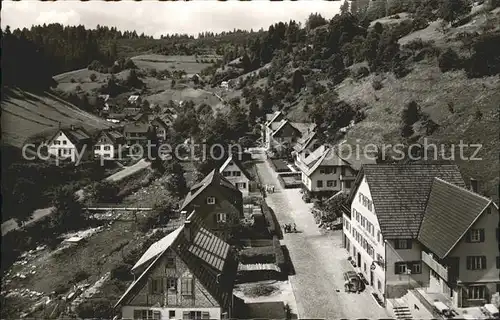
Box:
<box><xmin>206</xmin><ymin>197</ymin><xmax>216</xmax><ymax>205</ymax></box>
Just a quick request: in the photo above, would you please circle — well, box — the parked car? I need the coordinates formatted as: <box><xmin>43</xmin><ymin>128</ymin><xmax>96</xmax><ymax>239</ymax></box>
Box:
<box><xmin>344</xmin><ymin>271</ymin><xmax>364</xmax><ymax>293</ymax></box>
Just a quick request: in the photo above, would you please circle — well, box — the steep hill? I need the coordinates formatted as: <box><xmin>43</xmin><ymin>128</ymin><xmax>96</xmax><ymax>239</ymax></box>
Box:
<box><xmin>1</xmin><ymin>89</ymin><xmax>110</xmax><ymax>148</ymax></box>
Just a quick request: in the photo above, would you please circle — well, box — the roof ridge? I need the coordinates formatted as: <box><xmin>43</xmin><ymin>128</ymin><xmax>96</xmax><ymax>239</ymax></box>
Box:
<box><xmin>433</xmin><ymin>177</ymin><xmax>493</xmax><ymax>203</ymax></box>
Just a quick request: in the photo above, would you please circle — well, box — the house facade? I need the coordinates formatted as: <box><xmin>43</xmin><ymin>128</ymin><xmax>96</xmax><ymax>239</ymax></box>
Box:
<box><xmin>262</xmin><ymin>111</ymin><xmax>285</xmax><ymax>150</ymax></box>
<box><xmin>343</xmin><ymin>164</ymin><xmax>466</xmax><ymax>302</ymax></box>
<box><xmin>180</xmin><ymin>170</ymin><xmax>243</xmax><ymax>241</ymax></box>
<box><xmin>219</xmin><ymin>155</ymin><xmax>252</xmax><ymax>197</ymax></box>
<box><xmin>47</xmin><ymin>126</ymin><xmax>93</xmax><ymax>163</ymax></box>
<box><xmin>293</xmin><ymin>130</ymin><xmax>320</xmax><ymax>168</ymax></box>
<box><xmin>94</xmin><ymin>129</ymin><xmax>126</xmax><ymax>160</ymax></box>
<box><xmin>116</xmin><ymin>216</ymin><xmax>238</xmax><ymax>320</ymax></box>
<box><xmin>299</xmin><ymin>146</ymin><xmax>374</xmax><ymax>198</ymax></box>
<box><xmin>418</xmin><ymin>179</ymin><xmax>500</xmax><ymax>308</ymax></box>
<box><xmin>124</xmin><ymin>122</ymin><xmax>151</xmax><ymax>145</ymax></box>
<box><xmin>151</xmin><ymin>117</ymin><xmax>169</xmax><ymax>141</ymax></box>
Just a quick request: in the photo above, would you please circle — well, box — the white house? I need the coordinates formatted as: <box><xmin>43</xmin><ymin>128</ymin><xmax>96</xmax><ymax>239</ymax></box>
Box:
<box><xmin>93</xmin><ymin>129</ymin><xmax>126</xmax><ymax>160</ymax></box>
<box><xmin>220</xmin><ymin>81</ymin><xmax>229</xmax><ymax>90</ymax></box>
<box><xmin>343</xmin><ymin>163</ymin><xmax>480</xmax><ymax>306</ymax></box>
<box><xmin>298</xmin><ymin>145</ymin><xmax>375</xmax><ymax>198</ymax></box>
<box><xmin>219</xmin><ymin>155</ymin><xmax>252</xmax><ymax>197</ymax></box>
<box><xmin>47</xmin><ymin>126</ymin><xmax>93</xmax><ymax>163</ymax></box>
<box><xmin>128</xmin><ymin>95</ymin><xmax>141</xmax><ymax>106</ymax></box>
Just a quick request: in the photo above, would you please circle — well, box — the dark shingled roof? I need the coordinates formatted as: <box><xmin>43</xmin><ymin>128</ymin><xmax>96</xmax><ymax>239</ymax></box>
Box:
<box><xmin>352</xmin><ymin>163</ymin><xmax>465</xmax><ymax>239</ymax></box>
<box><xmin>180</xmin><ymin>169</ymin><xmax>240</xmax><ymax>211</ymax></box>
<box><xmin>115</xmin><ymin>213</ymin><xmax>238</xmax><ymax>310</ymax></box>
<box><xmin>418</xmin><ymin>178</ymin><xmax>492</xmax><ymax>259</ymax></box>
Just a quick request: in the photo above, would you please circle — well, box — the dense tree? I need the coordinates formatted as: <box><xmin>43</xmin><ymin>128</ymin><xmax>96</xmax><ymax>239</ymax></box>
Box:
<box><xmin>438</xmin><ymin>0</ymin><xmax>472</xmax><ymax>24</ymax></box>
<box><xmin>438</xmin><ymin>48</ymin><xmax>462</xmax><ymax>72</ymax></box>
<box><xmin>11</xmin><ymin>178</ymin><xmax>38</xmax><ymax>226</ymax></box>
<box><xmin>84</xmin><ymin>180</ymin><xmax>120</xmax><ymax>204</ymax></box>
<box><xmin>292</xmin><ymin>69</ymin><xmax>305</xmax><ymax>93</ymax></box>
<box><xmin>163</xmin><ymin>160</ymin><xmax>188</xmax><ymax>196</ymax></box>
<box><xmin>306</xmin><ymin>13</ymin><xmax>328</xmax><ymax>30</ymax></box>
<box><xmin>340</xmin><ymin>0</ymin><xmax>350</xmax><ymax>15</ymax></box>
<box><xmin>51</xmin><ymin>186</ymin><xmax>85</xmax><ymax>231</ymax></box>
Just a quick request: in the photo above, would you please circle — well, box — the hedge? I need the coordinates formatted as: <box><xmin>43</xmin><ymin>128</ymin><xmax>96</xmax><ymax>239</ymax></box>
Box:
<box><xmin>261</xmin><ymin>200</ymin><xmax>278</xmax><ymax>237</ymax></box>
<box><xmin>270</xmin><ymin>159</ymin><xmax>291</xmax><ymax>173</ymax></box>
<box><xmin>273</xmin><ymin>236</ymin><xmax>285</xmax><ymax>269</ymax></box>
<box><xmin>239</xmin><ymin>246</ymin><xmax>275</xmax><ymax>264</ymax></box>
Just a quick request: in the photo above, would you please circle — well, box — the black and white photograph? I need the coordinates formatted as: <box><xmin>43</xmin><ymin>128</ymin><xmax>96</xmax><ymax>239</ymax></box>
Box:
<box><xmin>1</xmin><ymin>0</ymin><xmax>499</xmax><ymax>319</ymax></box>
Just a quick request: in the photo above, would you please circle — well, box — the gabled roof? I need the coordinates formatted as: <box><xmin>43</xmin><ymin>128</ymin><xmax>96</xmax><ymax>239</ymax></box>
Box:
<box><xmin>132</xmin><ymin>113</ymin><xmax>148</xmax><ymax>122</ymax></box>
<box><xmin>418</xmin><ymin>178</ymin><xmax>493</xmax><ymax>259</ymax></box>
<box><xmin>350</xmin><ymin>163</ymin><xmax>465</xmax><ymax>239</ymax></box>
<box><xmin>290</xmin><ymin>122</ymin><xmax>316</xmax><ymax>136</ymax></box>
<box><xmin>180</xmin><ymin>169</ymin><xmax>240</xmax><ymax>211</ymax></box>
<box><xmin>116</xmin><ymin>215</ymin><xmax>237</xmax><ymax>310</ymax></box>
<box><xmin>128</xmin><ymin>95</ymin><xmax>140</xmax><ymax>102</ymax></box>
<box><xmin>265</xmin><ymin>111</ymin><xmax>283</xmax><ymax>128</ymax></box>
<box><xmin>96</xmin><ymin>129</ymin><xmax>125</xmax><ymax>144</ymax></box>
<box><xmin>301</xmin><ymin>145</ymin><xmax>375</xmax><ymax>176</ymax></box>
<box><xmin>294</xmin><ymin>131</ymin><xmax>317</xmax><ymax>153</ymax></box>
<box><xmin>271</xmin><ymin>119</ymin><xmax>301</xmax><ymax>137</ymax></box>
<box><xmin>151</xmin><ymin>117</ymin><xmax>168</xmax><ymax>129</ymax></box>
<box><xmin>123</xmin><ymin>122</ymin><xmax>150</xmax><ymax>134</ymax></box>
<box><xmin>219</xmin><ymin>155</ymin><xmax>251</xmax><ymax>180</ymax></box>
<box><xmin>49</xmin><ymin>126</ymin><xmax>91</xmax><ymax>146</ymax></box>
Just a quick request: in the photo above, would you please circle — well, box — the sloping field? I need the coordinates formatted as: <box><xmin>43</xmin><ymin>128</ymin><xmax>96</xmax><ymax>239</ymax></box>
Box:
<box><xmin>131</xmin><ymin>54</ymin><xmax>219</xmax><ymax>75</ymax></box>
<box><xmin>54</xmin><ymin>69</ymin><xmax>131</xmax><ymax>94</ymax></box>
<box><xmin>1</xmin><ymin>89</ymin><xmax>111</xmax><ymax>148</ymax></box>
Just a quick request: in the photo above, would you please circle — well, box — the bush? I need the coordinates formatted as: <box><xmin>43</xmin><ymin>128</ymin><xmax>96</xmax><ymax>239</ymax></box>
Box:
<box><xmin>371</xmin><ymin>77</ymin><xmax>383</xmax><ymax>90</ymax></box>
<box><xmin>273</xmin><ymin>236</ymin><xmax>285</xmax><ymax>268</ymax></box>
<box><xmin>90</xmin><ymin>73</ymin><xmax>97</xmax><ymax>82</ymax></box>
<box><xmin>75</xmin><ymin>298</ymin><xmax>114</xmax><ymax>319</ymax></box>
<box><xmin>73</xmin><ymin>270</ymin><xmax>90</xmax><ymax>283</ymax></box>
<box><xmin>438</xmin><ymin>48</ymin><xmax>462</xmax><ymax>73</ymax></box>
<box><xmin>110</xmin><ymin>263</ymin><xmax>133</xmax><ymax>281</ymax></box>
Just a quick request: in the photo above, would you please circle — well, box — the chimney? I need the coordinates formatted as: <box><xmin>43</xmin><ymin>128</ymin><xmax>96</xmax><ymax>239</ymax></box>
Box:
<box><xmin>470</xmin><ymin>178</ymin><xmax>478</xmax><ymax>193</ymax></box>
<box><xmin>184</xmin><ymin>219</ymin><xmax>192</xmax><ymax>242</ymax></box>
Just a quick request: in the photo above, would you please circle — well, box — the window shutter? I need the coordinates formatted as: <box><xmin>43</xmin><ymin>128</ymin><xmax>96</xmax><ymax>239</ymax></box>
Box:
<box><xmin>482</xmin><ymin>256</ymin><xmax>487</xmax><ymax>269</ymax></box>
<box><xmin>465</xmin><ymin>231</ymin><xmax>472</xmax><ymax>243</ymax></box>
<box><xmin>496</xmin><ymin>257</ymin><xmax>500</xmax><ymax>269</ymax></box>
<box><xmin>153</xmin><ymin>311</ymin><xmax>161</xmax><ymax>320</ymax></box>
<box><xmin>202</xmin><ymin>311</ymin><xmax>210</xmax><ymax>319</ymax></box>
<box><xmin>183</xmin><ymin>311</ymin><xmax>190</xmax><ymax>320</ymax></box>
<box><xmin>160</xmin><ymin>278</ymin><xmax>164</xmax><ymax>293</ymax></box>
<box><xmin>134</xmin><ymin>310</ymin><xmax>142</xmax><ymax>319</ymax></box>
<box><xmin>407</xmin><ymin>240</ymin><xmax>413</xmax><ymax>249</ymax></box>
<box><xmin>479</xmin><ymin>229</ymin><xmax>485</xmax><ymax>242</ymax></box>
<box><xmin>395</xmin><ymin>262</ymin><xmax>401</xmax><ymax>274</ymax></box>
<box><xmin>148</xmin><ymin>280</ymin><xmax>153</xmax><ymax>294</ymax></box>
<box><xmin>214</xmin><ymin>214</ymin><xmax>218</xmax><ymax>224</ymax></box>
<box><xmin>395</xmin><ymin>240</ymin><xmax>400</xmax><ymax>249</ymax></box>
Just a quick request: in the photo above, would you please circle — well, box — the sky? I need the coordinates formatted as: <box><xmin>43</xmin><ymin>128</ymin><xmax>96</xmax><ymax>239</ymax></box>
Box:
<box><xmin>1</xmin><ymin>1</ymin><xmax>342</xmax><ymax>38</ymax></box>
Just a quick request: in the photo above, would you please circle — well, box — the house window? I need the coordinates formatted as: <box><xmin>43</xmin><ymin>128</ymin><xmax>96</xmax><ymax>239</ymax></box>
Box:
<box><xmin>223</xmin><ymin>171</ymin><xmax>231</xmax><ymax>177</ymax></box>
<box><xmin>325</xmin><ymin>167</ymin><xmax>332</xmax><ymax>174</ymax></box>
<box><xmin>411</xmin><ymin>262</ymin><xmax>422</xmax><ymax>274</ymax></box>
<box><xmin>134</xmin><ymin>309</ymin><xmax>160</xmax><ymax>320</ymax></box>
<box><xmin>496</xmin><ymin>257</ymin><xmax>500</xmax><ymax>269</ymax></box>
<box><xmin>358</xmin><ymin>193</ymin><xmax>362</xmax><ymax>203</ymax></box>
<box><xmin>377</xmin><ymin>231</ymin><xmax>381</xmax><ymax>243</ymax></box>
<box><xmin>466</xmin><ymin>256</ymin><xmax>486</xmax><ymax>270</ymax></box>
<box><xmin>327</xmin><ymin>180</ymin><xmax>334</xmax><ymax>187</ymax></box>
<box><xmin>165</xmin><ymin>251</ymin><xmax>175</xmax><ymax>268</ymax></box>
<box><xmin>361</xmin><ymin>217</ymin><xmax>366</xmax><ymax>228</ymax></box>
<box><xmin>169</xmin><ymin>310</ymin><xmax>176</xmax><ymax>319</ymax></box>
<box><xmin>378</xmin><ymin>280</ymin><xmax>382</xmax><ymax>291</ymax></box>
<box><xmin>317</xmin><ymin>180</ymin><xmax>323</xmax><ymax>188</ymax></box>
<box><xmin>62</xmin><ymin>140</ymin><xmax>67</xmax><ymax>145</ymax></box>
<box><xmin>150</xmin><ymin>278</ymin><xmax>164</xmax><ymax>294</ymax></box>
<box><xmin>233</xmin><ymin>171</ymin><xmax>241</xmax><ymax>176</ymax></box>
<box><xmin>395</xmin><ymin>262</ymin><xmax>407</xmax><ymax>274</ymax></box>
<box><xmin>206</xmin><ymin>197</ymin><xmax>216</xmax><ymax>204</ymax></box>
<box><xmin>182</xmin><ymin>311</ymin><xmax>210</xmax><ymax>320</ymax></box>
<box><xmin>167</xmin><ymin>277</ymin><xmax>177</xmax><ymax>291</ymax></box>
<box><xmin>345</xmin><ymin>180</ymin><xmax>352</xmax><ymax>189</ymax></box>
<box><xmin>181</xmin><ymin>277</ymin><xmax>193</xmax><ymax>296</ymax></box>
<box><xmin>395</xmin><ymin>239</ymin><xmax>412</xmax><ymax>249</ymax></box>
<box><xmin>468</xmin><ymin>286</ymin><xmax>486</xmax><ymax>300</ymax></box>
<box><xmin>104</xmin><ymin>146</ymin><xmax>111</xmax><ymax>151</ymax></box>
<box><xmin>319</xmin><ymin>168</ymin><xmax>325</xmax><ymax>174</ymax></box>
<box><xmin>468</xmin><ymin>229</ymin><xmax>484</xmax><ymax>243</ymax></box>
<box><xmin>94</xmin><ymin>146</ymin><xmax>101</xmax><ymax>150</ymax></box>
<box><xmin>104</xmin><ymin>154</ymin><xmax>111</xmax><ymax>158</ymax></box>
<box><xmin>216</xmin><ymin>213</ymin><xmax>227</xmax><ymax>223</ymax></box>
<box><xmin>341</xmin><ymin>167</ymin><xmax>346</xmax><ymax>175</ymax></box>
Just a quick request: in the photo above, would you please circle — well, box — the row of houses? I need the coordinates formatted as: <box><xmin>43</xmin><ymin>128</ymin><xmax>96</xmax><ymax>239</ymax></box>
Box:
<box><xmin>343</xmin><ymin>163</ymin><xmax>499</xmax><ymax>309</ymax></box>
<box><xmin>264</xmin><ymin>109</ymin><xmax>499</xmax><ymax>311</ymax></box>
<box><xmin>114</xmin><ymin>155</ymin><xmax>257</xmax><ymax>319</ymax></box>
<box><xmin>46</xmin><ymin>113</ymin><xmax>171</xmax><ymax>162</ymax></box>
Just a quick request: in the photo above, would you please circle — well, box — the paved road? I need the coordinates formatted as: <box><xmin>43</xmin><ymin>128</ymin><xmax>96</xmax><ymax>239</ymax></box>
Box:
<box><xmin>254</xmin><ymin>153</ymin><xmax>390</xmax><ymax>319</ymax></box>
<box><xmin>1</xmin><ymin>159</ymin><xmax>151</xmax><ymax>236</ymax></box>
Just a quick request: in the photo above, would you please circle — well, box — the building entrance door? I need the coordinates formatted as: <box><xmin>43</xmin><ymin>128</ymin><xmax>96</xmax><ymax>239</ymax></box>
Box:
<box><xmin>357</xmin><ymin>252</ymin><xmax>361</xmax><ymax>268</ymax></box>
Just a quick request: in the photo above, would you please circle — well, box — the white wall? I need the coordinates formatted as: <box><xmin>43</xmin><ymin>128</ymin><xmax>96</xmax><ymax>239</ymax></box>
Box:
<box><xmin>349</xmin><ymin>176</ymin><xmax>386</xmax><ymax>296</ymax></box>
<box><xmin>220</xmin><ymin>162</ymin><xmax>250</xmax><ymax>196</ymax></box>
<box><xmin>48</xmin><ymin>131</ymin><xmax>76</xmax><ymax>162</ymax></box>
<box><xmin>122</xmin><ymin>306</ymin><xmax>221</xmax><ymax>320</ymax></box>
<box><xmin>308</xmin><ymin>167</ymin><xmax>342</xmax><ymax>193</ymax></box>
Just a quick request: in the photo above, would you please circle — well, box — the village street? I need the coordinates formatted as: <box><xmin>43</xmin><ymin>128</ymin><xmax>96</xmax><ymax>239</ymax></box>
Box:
<box><xmin>253</xmin><ymin>152</ymin><xmax>391</xmax><ymax>319</ymax></box>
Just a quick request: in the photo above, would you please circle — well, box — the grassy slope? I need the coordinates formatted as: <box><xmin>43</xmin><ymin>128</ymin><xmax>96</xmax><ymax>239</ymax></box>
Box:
<box><xmin>1</xmin><ymin>89</ymin><xmax>111</xmax><ymax>148</ymax></box>
<box><xmin>283</xmin><ymin>9</ymin><xmax>500</xmax><ymax>201</ymax></box>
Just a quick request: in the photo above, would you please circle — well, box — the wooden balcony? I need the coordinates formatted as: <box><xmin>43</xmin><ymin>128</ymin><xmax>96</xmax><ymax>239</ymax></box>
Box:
<box><xmin>422</xmin><ymin>251</ymin><xmax>448</xmax><ymax>282</ymax></box>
